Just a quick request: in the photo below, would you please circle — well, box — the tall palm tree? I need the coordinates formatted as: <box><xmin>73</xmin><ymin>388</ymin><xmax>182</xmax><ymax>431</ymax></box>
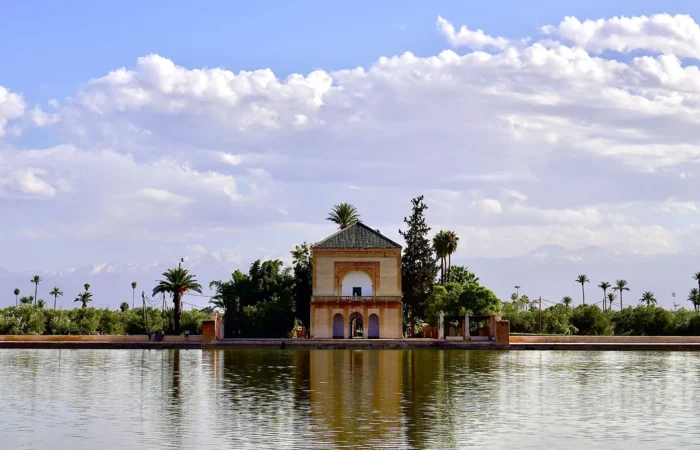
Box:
<box><xmin>561</xmin><ymin>296</ymin><xmax>573</xmax><ymax>308</ymax></box>
<box><xmin>613</xmin><ymin>280</ymin><xmax>630</xmax><ymax>311</ymax></box>
<box><xmin>131</xmin><ymin>281</ymin><xmax>137</xmax><ymax>309</ymax></box>
<box><xmin>640</xmin><ymin>291</ymin><xmax>657</xmax><ymax>306</ymax></box>
<box><xmin>432</xmin><ymin>231</ymin><xmax>448</xmax><ymax>284</ymax></box>
<box><xmin>49</xmin><ymin>287</ymin><xmax>63</xmax><ymax>310</ymax></box>
<box><xmin>576</xmin><ymin>274</ymin><xmax>590</xmax><ymax>304</ymax></box>
<box><xmin>688</xmin><ymin>288</ymin><xmax>700</xmax><ymax>312</ymax></box>
<box><xmin>31</xmin><ymin>275</ymin><xmax>42</xmax><ymax>306</ymax></box>
<box><xmin>13</xmin><ymin>288</ymin><xmax>19</xmax><ymax>306</ymax></box>
<box><xmin>598</xmin><ymin>281</ymin><xmax>611</xmax><ymax>312</ymax></box>
<box><xmin>152</xmin><ymin>268</ymin><xmax>202</xmax><ymax>334</ymax></box>
<box><xmin>326</xmin><ymin>203</ymin><xmax>360</xmax><ymax>230</ymax></box>
<box><xmin>444</xmin><ymin>230</ymin><xmax>459</xmax><ymax>282</ymax></box>
<box><xmin>75</xmin><ymin>291</ymin><xmax>92</xmax><ymax>309</ymax></box>
<box><xmin>607</xmin><ymin>293</ymin><xmax>616</xmax><ymax>310</ymax></box>
<box><xmin>694</xmin><ymin>272</ymin><xmax>700</xmax><ymax>293</ymax></box>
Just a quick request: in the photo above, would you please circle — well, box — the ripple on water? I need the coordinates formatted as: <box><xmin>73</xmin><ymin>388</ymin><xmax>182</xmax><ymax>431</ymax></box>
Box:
<box><xmin>1</xmin><ymin>349</ymin><xmax>700</xmax><ymax>449</ymax></box>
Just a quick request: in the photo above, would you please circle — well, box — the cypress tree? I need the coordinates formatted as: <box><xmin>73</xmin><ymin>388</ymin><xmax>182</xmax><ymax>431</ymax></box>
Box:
<box><xmin>399</xmin><ymin>195</ymin><xmax>439</xmax><ymax>336</ymax></box>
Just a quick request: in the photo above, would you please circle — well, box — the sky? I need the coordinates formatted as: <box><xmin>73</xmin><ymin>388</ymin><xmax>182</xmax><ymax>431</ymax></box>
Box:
<box><xmin>1</xmin><ymin>1</ymin><xmax>700</xmax><ymax>299</ymax></box>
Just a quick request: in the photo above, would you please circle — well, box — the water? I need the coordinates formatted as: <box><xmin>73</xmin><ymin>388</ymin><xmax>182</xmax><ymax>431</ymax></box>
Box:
<box><xmin>1</xmin><ymin>349</ymin><xmax>700</xmax><ymax>449</ymax></box>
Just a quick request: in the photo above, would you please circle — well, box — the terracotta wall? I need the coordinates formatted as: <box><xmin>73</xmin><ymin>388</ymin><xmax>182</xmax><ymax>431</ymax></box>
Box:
<box><xmin>314</xmin><ymin>256</ymin><xmax>401</xmax><ymax>296</ymax></box>
<box><xmin>311</xmin><ymin>302</ymin><xmax>403</xmax><ymax>339</ymax></box>
<box><xmin>0</xmin><ymin>335</ymin><xmax>203</xmax><ymax>342</ymax></box>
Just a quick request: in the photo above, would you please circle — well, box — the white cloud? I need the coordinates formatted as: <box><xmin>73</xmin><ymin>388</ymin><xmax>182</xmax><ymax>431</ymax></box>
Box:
<box><xmin>1</xmin><ymin>168</ymin><xmax>56</xmax><ymax>198</ymax></box>
<box><xmin>473</xmin><ymin>198</ymin><xmax>503</xmax><ymax>215</ymax></box>
<box><xmin>7</xmin><ymin>12</ymin><xmax>700</xmax><ymax>272</ymax></box>
<box><xmin>542</xmin><ymin>14</ymin><xmax>700</xmax><ymax>58</ymax></box>
<box><xmin>503</xmin><ymin>189</ymin><xmax>528</xmax><ymax>202</ymax></box>
<box><xmin>216</xmin><ymin>152</ymin><xmax>243</xmax><ymax>166</ymax></box>
<box><xmin>0</xmin><ymin>85</ymin><xmax>25</xmax><ymax>137</ymax></box>
<box><xmin>436</xmin><ymin>16</ymin><xmax>509</xmax><ymax>50</ymax></box>
<box><xmin>29</xmin><ymin>105</ymin><xmax>59</xmax><ymax>127</ymax></box>
<box><xmin>140</xmin><ymin>188</ymin><xmax>192</xmax><ymax>204</ymax></box>
<box><xmin>660</xmin><ymin>199</ymin><xmax>699</xmax><ymax>214</ymax></box>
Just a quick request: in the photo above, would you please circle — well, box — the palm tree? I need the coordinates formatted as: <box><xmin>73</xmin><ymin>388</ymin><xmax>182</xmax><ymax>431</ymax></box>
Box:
<box><xmin>120</xmin><ymin>302</ymin><xmax>129</xmax><ymax>312</ymax></box>
<box><xmin>31</xmin><ymin>275</ymin><xmax>42</xmax><ymax>306</ymax></box>
<box><xmin>19</xmin><ymin>296</ymin><xmax>33</xmax><ymax>305</ymax></box>
<box><xmin>463</xmin><ymin>271</ymin><xmax>479</xmax><ymax>285</ymax></box>
<box><xmin>561</xmin><ymin>296</ymin><xmax>573</xmax><ymax>308</ymax></box>
<box><xmin>75</xmin><ymin>291</ymin><xmax>92</xmax><ymax>309</ymax></box>
<box><xmin>326</xmin><ymin>203</ymin><xmax>360</xmax><ymax>230</ymax></box>
<box><xmin>131</xmin><ymin>281</ymin><xmax>137</xmax><ymax>309</ymax></box>
<box><xmin>433</xmin><ymin>231</ymin><xmax>448</xmax><ymax>284</ymax></box>
<box><xmin>152</xmin><ymin>268</ymin><xmax>202</xmax><ymax>334</ymax></box>
<box><xmin>639</xmin><ymin>291</ymin><xmax>657</xmax><ymax>306</ymax></box>
<box><xmin>576</xmin><ymin>274</ymin><xmax>590</xmax><ymax>304</ymax></box>
<box><xmin>607</xmin><ymin>293</ymin><xmax>616</xmax><ymax>310</ymax></box>
<box><xmin>448</xmin><ymin>266</ymin><xmax>478</xmax><ymax>285</ymax></box>
<box><xmin>444</xmin><ymin>230</ymin><xmax>459</xmax><ymax>282</ymax></box>
<box><xmin>13</xmin><ymin>288</ymin><xmax>19</xmax><ymax>306</ymax></box>
<box><xmin>613</xmin><ymin>280</ymin><xmax>630</xmax><ymax>311</ymax></box>
<box><xmin>694</xmin><ymin>272</ymin><xmax>700</xmax><ymax>294</ymax></box>
<box><xmin>688</xmin><ymin>288</ymin><xmax>700</xmax><ymax>312</ymax></box>
<box><xmin>49</xmin><ymin>287</ymin><xmax>63</xmax><ymax>310</ymax></box>
<box><xmin>598</xmin><ymin>281</ymin><xmax>611</xmax><ymax>312</ymax></box>
<box><xmin>36</xmin><ymin>299</ymin><xmax>46</xmax><ymax>309</ymax></box>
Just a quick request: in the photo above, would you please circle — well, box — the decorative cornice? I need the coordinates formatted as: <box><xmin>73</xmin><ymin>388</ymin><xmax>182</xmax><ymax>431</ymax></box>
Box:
<box><xmin>312</xmin><ymin>248</ymin><xmax>401</xmax><ymax>258</ymax></box>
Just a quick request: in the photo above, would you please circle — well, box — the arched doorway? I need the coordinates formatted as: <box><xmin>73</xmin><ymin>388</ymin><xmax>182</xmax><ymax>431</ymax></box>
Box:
<box><xmin>368</xmin><ymin>314</ymin><xmax>379</xmax><ymax>339</ymax></box>
<box><xmin>332</xmin><ymin>313</ymin><xmax>344</xmax><ymax>339</ymax></box>
<box><xmin>348</xmin><ymin>312</ymin><xmax>363</xmax><ymax>338</ymax></box>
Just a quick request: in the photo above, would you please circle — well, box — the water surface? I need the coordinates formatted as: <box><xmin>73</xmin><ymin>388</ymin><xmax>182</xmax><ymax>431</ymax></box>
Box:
<box><xmin>1</xmin><ymin>349</ymin><xmax>699</xmax><ymax>449</ymax></box>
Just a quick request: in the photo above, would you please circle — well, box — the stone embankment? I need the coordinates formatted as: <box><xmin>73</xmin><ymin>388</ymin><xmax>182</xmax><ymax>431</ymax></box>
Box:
<box><xmin>2</xmin><ymin>335</ymin><xmax>700</xmax><ymax>350</ymax></box>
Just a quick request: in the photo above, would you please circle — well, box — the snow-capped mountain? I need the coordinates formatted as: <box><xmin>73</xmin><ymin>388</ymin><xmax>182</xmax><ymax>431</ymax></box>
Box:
<box><xmin>0</xmin><ymin>253</ymin><xmax>240</xmax><ymax>310</ymax></box>
<box><xmin>466</xmin><ymin>245</ymin><xmax>698</xmax><ymax>309</ymax></box>
<box><xmin>1</xmin><ymin>246</ymin><xmax>697</xmax><ymax>310</ymax></box>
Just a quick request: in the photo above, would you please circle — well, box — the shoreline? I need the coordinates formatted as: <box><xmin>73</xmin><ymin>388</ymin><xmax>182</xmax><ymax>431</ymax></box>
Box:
<box><xmin>2</xmin><ymin>338</ymin><xmax>700</xmax><ymax>351</ymax></box>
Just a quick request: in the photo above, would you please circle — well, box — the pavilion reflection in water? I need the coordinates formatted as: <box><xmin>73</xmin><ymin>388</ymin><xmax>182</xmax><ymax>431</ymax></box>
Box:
<box><xmin>309</xmin><ymin>350</ymin><xmax>403</xmax><ymax>445</ymax></box>
<box><xmin>205</xmin><ymin>349</ymin><xmax>504</xmax><ymax>448</ymax></box>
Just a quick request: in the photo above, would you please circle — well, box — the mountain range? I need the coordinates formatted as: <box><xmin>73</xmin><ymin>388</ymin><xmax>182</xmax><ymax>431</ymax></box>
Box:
<box><xmin>1</xmin><ymin>246</ymin><xmax>697</xmax><ymax>310</ymax></box>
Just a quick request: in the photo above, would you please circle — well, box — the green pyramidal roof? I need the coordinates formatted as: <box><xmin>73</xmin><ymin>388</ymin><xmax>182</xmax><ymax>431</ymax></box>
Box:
<box><xmin>312</xmin><ymin>222</ymin><xmax>402</xmax><ymax>249</ymax></box>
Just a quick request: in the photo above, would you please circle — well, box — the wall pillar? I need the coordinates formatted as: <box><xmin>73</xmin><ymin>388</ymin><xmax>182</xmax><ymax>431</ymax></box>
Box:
<box><xmin>489</xmin><ymin>315</ymin><xmax>502</xmax><ymax>340</ymax></box>
<box><xmin>496</xmin><ymin>320</ymin><xmax>510</xmax><ymax>345</ymax></box>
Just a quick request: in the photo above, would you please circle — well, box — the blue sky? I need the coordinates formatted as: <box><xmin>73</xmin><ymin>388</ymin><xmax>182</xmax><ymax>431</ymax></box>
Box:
<box><xmin>2</xmin><ymin>2</ymin><xmax>700</xmax><ymax>305</ymax></box>
<box><xmin>3</xmin><ymin>0</ymin><xmax>698</xmax><ymax>106</ymax></box>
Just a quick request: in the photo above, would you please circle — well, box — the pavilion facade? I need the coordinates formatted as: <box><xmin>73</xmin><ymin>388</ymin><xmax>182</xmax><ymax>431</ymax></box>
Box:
<box><xmin>310</xmin><ymin>222</ymin><xmax>403</xmax><ymax>339</ymax></box>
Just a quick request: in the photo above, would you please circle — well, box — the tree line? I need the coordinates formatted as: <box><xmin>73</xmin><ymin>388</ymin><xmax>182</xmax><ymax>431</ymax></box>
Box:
<box><xmin>0</xmin><ymin>304</ymin><xmax>209</xmax><ymax>336</ymax></box>
<box><xmin>9</xmin><ymin>197</ymin><xmax>700</xmax><ymax>337</ymax></box>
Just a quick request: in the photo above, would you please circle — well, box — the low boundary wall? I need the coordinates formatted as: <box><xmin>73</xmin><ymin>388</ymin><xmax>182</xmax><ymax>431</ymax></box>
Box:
<box><xmin>0</xmin><ymin>335</ymin><xmax>203</xmax><ymax>343</ymax></box>
<box><xmin>4</xmin><ymin>335</ymin><xmax>700</xmax><ymax>350</ymax></box>
<box><xmin>511</xmin><ymin>336</ymin><xmax>700</xmax><ymax>344</ymax></box>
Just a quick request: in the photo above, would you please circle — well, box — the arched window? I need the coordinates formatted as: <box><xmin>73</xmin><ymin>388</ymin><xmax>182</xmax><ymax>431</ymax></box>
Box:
<box><xmin>341</xmin><ymin>271</ymin><xmax>373</xmax><ymax>297</ymax></box>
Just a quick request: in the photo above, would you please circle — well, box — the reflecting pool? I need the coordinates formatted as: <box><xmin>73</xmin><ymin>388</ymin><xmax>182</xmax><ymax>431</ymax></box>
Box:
<box><xmin>1</xmin><ymin>349</ymin><xmax>699</xmax><ymax>449</ymax></box>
